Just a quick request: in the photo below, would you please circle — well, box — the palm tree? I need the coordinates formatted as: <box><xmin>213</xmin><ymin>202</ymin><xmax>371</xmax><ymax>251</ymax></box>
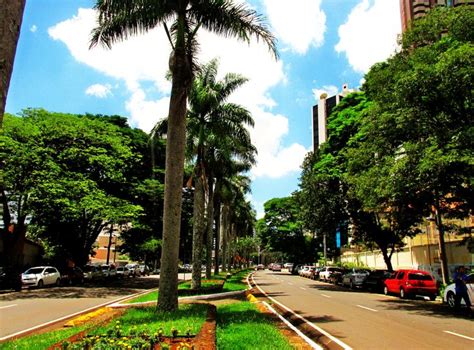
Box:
<box><xmin>1</xmin><ymin>0</ymin><xmax>26</xmax><ymax>127</ymax></box>
<box><xmin>91</xmin><ymin>0</ymin><xmax>277</xmax><ymax>311</ymax></box>
<box><xmin>186</xmin><ymin>59</ymin><xmax>255</xmax><ymax>288</ymax></box>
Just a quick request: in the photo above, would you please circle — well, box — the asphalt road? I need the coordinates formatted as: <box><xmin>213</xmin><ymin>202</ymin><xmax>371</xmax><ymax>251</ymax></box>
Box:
<box><xmin>0</xmin><ymin>275</ymin><xmax>161</xmax><ymax>340</ymax></box>
<box><xmin>253</xmin><ymin>270</ymin><xmax>473</xmax><ymax>350</ymax></box>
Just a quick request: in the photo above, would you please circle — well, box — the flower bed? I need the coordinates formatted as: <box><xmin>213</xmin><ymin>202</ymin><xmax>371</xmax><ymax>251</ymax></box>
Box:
<box><xmin>48</xmin><ymin>304</ymin><xmax>215</xmax><ymax>350</ymax></box>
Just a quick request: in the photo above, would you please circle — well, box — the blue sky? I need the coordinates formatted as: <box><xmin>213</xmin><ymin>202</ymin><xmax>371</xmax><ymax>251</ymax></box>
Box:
<box><xmin>6</xmin><ymin>0</ymin><xmax>401</xmax><ymax>218</ymax></box>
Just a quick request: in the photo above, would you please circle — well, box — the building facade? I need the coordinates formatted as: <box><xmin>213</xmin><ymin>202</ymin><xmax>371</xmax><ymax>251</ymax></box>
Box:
<box><xmin>400</xmin><ymin>0</ymin><xmax>474</xmax><ymax>32</ymax></box>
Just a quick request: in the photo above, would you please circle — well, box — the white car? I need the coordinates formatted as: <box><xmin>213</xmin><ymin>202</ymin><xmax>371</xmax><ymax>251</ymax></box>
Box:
<box><xmin>443</xmin><ymin>273</ymin><xmax>474</xmax><ymax>308</ymax></box>
<box><xmin>116</xmin><ymin>266</ymin><xmax>131</xmax><ymax>278</ymax></box>
<box><xmin>319</xmin><ymin>267</ymin><xmax>344</xmax><ymax>282</ymax></box>
<box><xmin>22</xmin><ymin>266</ymin><xmax>61</xmax><ymax>288</ymax></box>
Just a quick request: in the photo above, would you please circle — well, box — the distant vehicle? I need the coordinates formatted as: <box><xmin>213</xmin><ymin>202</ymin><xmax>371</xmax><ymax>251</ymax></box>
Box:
<box><xmin>21</xmin><ymin>266</ymin><xmax>61</xmax><ymax>288</ymax></box>
<box><xmin>255</xmin><ymin>264</ymin><xmax>265</xmax><ymax>270</ymax></box>
<box><xmin>101</xmin><ymin>264</ymin><xmax>117</xmax><ymax>279</ymax></box>
<box><xmin>328</xmin><ymin>268</ymin><xmax>348</xmax><ymax>285</ymax></box>
<box><xmin>139</xmin><ymin>264</ymin><xmax>150</xmax><ymax>276</ymax></box>
<box><xmin>443</xmin><ymin>273</ymin><xmax>474</xmax><ymax>308</ymax></box>
<box><xmin>319</xmin><ymin>267</ymin><xmax>345</xmax><ymax>282</ymax></box>
<box><xmin>83</xmin><ymin>265</ymin><xmax>103</xmax><ymax>281</ymax></box>
<box><xmin>302</xmin><ymin>266</ymin><xmax>316</xmax><ymax>278</ymax></box>
<box><xmin>116</xmin><ymin>266</ymin><xmax>131</xmax><ymax>279</ymax></box>
<box><xmin>364</xmin><ymin>270</ymin><xmax>393</xmax><ymax>293</ymax></box>
<box><xmin>341</xmin><ymin>268</ymin><xmax>370</xmax><ymax>289</ymax></box>
<box><xmin>384</xmin><ymin>269</ymin><xmax>438</xmax><ymax>300</ymax></box>
<box><xmin>60</xmin><ymin>267</ymin><xmax>84</xmax><ymax>285</ymax></box>
<box><xmin>126</xmin><ymin>264</ymin><xmax>141</xmax><ymax>277</ymax></box>
<box><xmin>271</xmin><ymin>264</ymin><xmax>282</xmax><ymax>272</ymax></box>
<box><xmin>0</xmin><ymin>266</ymin><xmax>22</xmax><ymax>291</ymax></box>
<box><xmin>284</xmin><ymin>263</ymin><xmax>293</xmax><ymax>270</ymax></box>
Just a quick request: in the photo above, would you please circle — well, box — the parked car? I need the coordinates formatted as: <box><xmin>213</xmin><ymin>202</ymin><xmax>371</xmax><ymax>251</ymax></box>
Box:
<box><xmin>328</xmin><ymin>268</ymin><xmax>348</xmax><ymax>285</ymax></box>
<box><xmin>384</xmin><ymin>269</ymin><xmax>438</xmax><ymax>300</ymax></box>
<box><xmin>319</xmin><ymin>267</ymin><xmax>344</xmax><ymax>282</ymax></box>
<box><xmin>341</xmin><ymin>268</ymin><xmax>370</xmax><ymax>289</ymax></box>
<box><xmin>116</xmin><ymin>266</ymin><xmax>131</xmax><ymax>279</ymax></box>
<box><xmin>101</xmin><ymin>264</ymin><xmax>117</xmax><ymax>279</ymax></box>
<box><xmin>83</xmin><ymin>265</ymin><xmax>103</xmax><ymax>281</ymax></box>
<box><xmin>299</xmin><ymin>265</ymin><xmax>310</xmax><ymax>277</ymax></box>
<box><xmin>139</xmin><ymin>264</ymin><xmax>150</xmax><ymax>276</ymax></box>
<box><xmin>255</xmin><ymin>264</ymin><xmax>265</xmax><ymax>271</ymax></box>
<box><xmin>21</xmin><ymin>266</ymin><xmax>61</xmax><ymax>288</ymax></box>
<box><xmin>60</xmin><ymin>267</ymin><xmax>84</xmax><ymax>285</ymax></box>
<box><xmin>126</xmin><ymin>264</ymin><xmax>141</xmax><ymax>277</ymax></box>
<box><xmin>0</xmin><ymin>266</ymin><xmax>22</xmax><ymax>291</ymax></box>
<box><xmin>302</xmin><ymin>266</ymin><xmax>316</xmax><ymax>278</ymax></box>
<box><xmin>364</xmin><ymin>270</ymin><xmax>393</xmax><ymax>293</ymax></box>
<box><xmin>284</xmin><ymin>263</ymin><xmax>294</xmax><ymax>270</ymax></box>
<box><xmin>443</xmin><ymin>273</ymin><xmax>474</xmax><ymax>308</ymax></box>
<box><xmin>271</xmin><ymin>264</ymin><xmax>282</xmax><ymax>272</ymax></box>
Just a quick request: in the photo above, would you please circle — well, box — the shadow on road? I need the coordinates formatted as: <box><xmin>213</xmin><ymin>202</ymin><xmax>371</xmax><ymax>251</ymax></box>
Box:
<box><xmin>0</xmin><ymin>277</ymin><xmax>159</xmax><ymax>302</ymax></box>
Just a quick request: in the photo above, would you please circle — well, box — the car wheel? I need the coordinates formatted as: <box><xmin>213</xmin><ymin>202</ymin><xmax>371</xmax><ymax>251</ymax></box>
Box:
<box><xmin>446</xmin><ymin>291</ymin><xmax>456</xmax><ymax>308</ymax></box>
<box><xmin>400</xmin><ymin>288</ymin><xmax>406</xmax><ymax>299</ymax></box>
<box><xmin>384</xmin><ymin>286</ymin><xmax>389</xmax><ymax>295</ymax></box>
<box><xmin>37</xmin><ymin>280</ymin><xmax>44</xmax><ymax>288</ymax></box>
<box><xmin>56</xmin><ymin>278</ymin><xmax>61</xmax><ymax>286</ymax></box>
<box><xmin>350</xmin><ymin>280</ymin><xmax>354</xmax><ymax>289</ymax></box>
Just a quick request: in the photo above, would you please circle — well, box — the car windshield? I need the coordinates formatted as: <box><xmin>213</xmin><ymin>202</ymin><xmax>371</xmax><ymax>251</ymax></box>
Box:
<box><xmin>408</xmin><ymin>273</ymin><xmax>432</xmax><ymax>281</ymax></box>
<box><xmin>25</xmin><ymin>267</ymin><xmax>44</xmax><ymax>274</ymax></box>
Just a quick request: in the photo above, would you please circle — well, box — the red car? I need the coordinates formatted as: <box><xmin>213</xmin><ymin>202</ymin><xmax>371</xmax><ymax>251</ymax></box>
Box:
<box><xmin>384</xmin><ymin>269</ymin><xmax>438</xmax><ymax>300</ymax></box>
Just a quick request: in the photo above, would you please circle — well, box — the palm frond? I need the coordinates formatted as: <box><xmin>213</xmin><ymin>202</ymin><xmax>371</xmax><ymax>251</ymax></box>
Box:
<box><xmin>189</xmin><ymin>0</ymin><xmax>278</xmax><ymax>59</ymax></box>
<box><xmin>90</xmin><ymin>0</ymin><xmax>174</xmax><ymax>49</ymax></box>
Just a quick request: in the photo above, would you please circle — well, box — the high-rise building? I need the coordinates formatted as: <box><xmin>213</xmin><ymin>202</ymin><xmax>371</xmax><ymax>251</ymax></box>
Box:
<box><xmin>400</xmin><ymin>0</ymin><xmax>473</xmax><ymax>32</ymax></box>
<box><xmin>311</xmin><ymin>84</ymin><xmax>352</xmax><ymax>152</ymax></box>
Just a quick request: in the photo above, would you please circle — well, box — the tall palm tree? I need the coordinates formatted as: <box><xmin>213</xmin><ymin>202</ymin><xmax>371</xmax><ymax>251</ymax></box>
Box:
<box><xmin>1</xmin><ymin>0</ymin><xmax>26</xmax><ymax>127</ymax></box>
<box><xmin>186</xmin><ymin>59</ymin><xmax>255</xmax><ymax>288</ymax></box>
<box><xmin>91</xmin><ymin>0</ymin><xmax>277</xmax><ymax>311</ymax></box>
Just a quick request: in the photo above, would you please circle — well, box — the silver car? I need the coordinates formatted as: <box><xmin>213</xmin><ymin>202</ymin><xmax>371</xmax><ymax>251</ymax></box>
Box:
<box><xmin>443</xmin><ymin>273</ymin><xmax>474</xmax><ymax>308</ymax></box>
<box><xmin>22</xmin><ymin>266</ymin><xmax>61</xmax><ymax>288</ymax></box>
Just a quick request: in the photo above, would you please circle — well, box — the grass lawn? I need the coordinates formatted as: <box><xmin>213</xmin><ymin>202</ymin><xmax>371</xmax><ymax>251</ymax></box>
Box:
<box><xmin>126</xmin><ymin>269</ymin><xmax>250</xmax><ymax>304</ymax></box>
<box><xmin>0</xmin><ymin>325</ymin><xmax>89</xmax><ymax>350</ymax></box>
<box><xmin>216</xmin><ymin>300</ymin><xmax>293</xmax><ymax>350</ymax></box>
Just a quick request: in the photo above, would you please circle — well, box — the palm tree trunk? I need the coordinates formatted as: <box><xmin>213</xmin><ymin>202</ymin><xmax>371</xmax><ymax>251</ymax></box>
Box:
<box><xmin>221</xmin><ymin>204</ymin><xmax>228</xmax><ymax>272</ymax></box>
<box><xmin>214</xmin><ymin>197</ymin><xmax>221</xmax><ymax>275</ymax></box>
<box><xmin>191</xmin><ymin>170</ymin><xmax>205</xmax><ymax>289</ymax></box>
<box><xmin>158</xmin><ymin>42</ymin><xmax>192</xmax><ymax>311</ymax></box>
<box><xmin>0</xmin><ymin>0</ymin><xmax>25</xmax><ymax>127</ymax></box>
<box><xmin>205</xmin><ymin>176</ymin><xmax>214</xmax><ymax>279</ymax></box>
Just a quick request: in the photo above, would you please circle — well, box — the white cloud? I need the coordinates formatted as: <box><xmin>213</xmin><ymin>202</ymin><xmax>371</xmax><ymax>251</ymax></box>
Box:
<box><xmin>30</xmin><ymin>25</ymin><xmax>37</xmax><ymax>33</ymax></box>
<box><xmin>85</xmin><ymin>83</ymin><xmax>112</xmax><ymax>98</ymax></box>
<box><xmin>48</xmin><ymin>6</ymin><xmax>307</xmax><ymax>183</ymax></box>
<box><xmin>312</xmin><ymin>85</ymin><xmax>339</xmax><ymax>100</ymax></box>
<box><xmin>335</xmin><ymin>0</ymin><xmax>401</xmax><ymax>73</ymax></box>
<box><xmin>263</xmin><ymin>0</ymin><xmax>326</xmax><ymax>54</ymax></box>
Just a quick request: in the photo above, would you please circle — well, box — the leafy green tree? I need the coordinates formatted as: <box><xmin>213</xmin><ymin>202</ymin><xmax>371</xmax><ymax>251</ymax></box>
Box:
<box><xmin>360</xmin><ymin>6</ymin><xmax>473</xmax><ymax>282</ymax></box>
<box><xmin>257</xmin><ymin>196</ymin><xmax>315</xmax><ymax>266</ymax></box>
<box><xmin>90</xmin><ymin>0</ymin><xmax>277</xmax><ymax>311</ymax></box>
<box><xmin>1</xmin><ymin>110</ymin><xmax>142</xmax><ymax>266</ymax></box>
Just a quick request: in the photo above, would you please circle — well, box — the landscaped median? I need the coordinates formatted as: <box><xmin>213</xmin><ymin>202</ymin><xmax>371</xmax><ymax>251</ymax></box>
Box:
<box><xmin>0</xmin><ymin>269</ymin><xmax>303</xmax><ymax>349</ymax></box>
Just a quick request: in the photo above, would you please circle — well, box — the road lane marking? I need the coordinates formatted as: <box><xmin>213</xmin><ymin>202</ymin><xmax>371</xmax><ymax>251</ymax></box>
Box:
<box><xmin>262</xmin><ymin>301</ymin><xmax>323</xmax><ymax>350</ymax></box>
<box><xmin>300</xmin><ymin>287</ymin><xmax>307</xmax><ymax>290</ymax></box>
<box><xmin>356</xmin><ymin>305</ymin><xmax>378</xmax><ymax>312</ymax></box>
<box><xmin>251</xmin><ymin>274</ymin><xmax>352</xmax><ymax>350</ymax></box>
<box><xmin>0</xmin><ymin>304</ymin><xmax>17</xmax><ymax>310</ymax></box>
<box><xmin>320</xmin><ymin>294</ymin><xmax>332</xmax><ymax>298</ymax></box>
<box><xmin>444</xmin><ymin>331</ymin><xmax>474</xmax><ymax>341</ymax></box>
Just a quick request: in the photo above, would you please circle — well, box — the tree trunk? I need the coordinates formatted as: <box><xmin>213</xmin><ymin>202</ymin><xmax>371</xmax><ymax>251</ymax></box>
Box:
<box><xmin>205</xmin><ymin>176</ymin><xmax>214</xmax><ymax>279</ymax></box>
<box><xmin>214</xmin><ymin>198</ymin><xmax>221</xmax><ymax>275</ymax></box>
<box><xmin>380</xmin><ymin>244</ymin><xmax>394</xmax><ymax>272</ymax></box>
<box><xmin>434</xmin><ymin>195</ymin><xmax>449</xmax><ymax>285</ymax></box>
<box><xmin>0</xmin><ymin>0</ymin><xmax>25</xmax><ymax>127</ymax></box>
<box><xmin>221</xmin><ymin>204</ymin><xmax>228</xmax><ymax>272</ymax></box>
<box><xmin>191</xmin><ymin>170</ymin><xmax>205</xmax><ymax>289</ymax></box>
<box><xmin>158</xmin><ymin>37</ymin><xmax>192</xmax><ymax>311</ymax></box>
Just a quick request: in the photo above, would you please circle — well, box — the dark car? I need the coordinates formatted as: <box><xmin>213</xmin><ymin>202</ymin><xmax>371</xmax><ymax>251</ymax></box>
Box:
<box><xmin>61</xmin><ymin>267</ymin><xmax>85</xmax><ymax>285</ymax></box>
<box><xmin>0</xmin><ymin>266</ymin><xmax>22</xmax><ymax>291</ymax></box>
<box><xmin>328</xmin><ymin>268</ymin><xmax>348</xmax><ymax>285</ymax></box>
<box><xmin>364</xmin><ymin>270</ymin><xmax>393</xmax><ymax>292</ymax></box>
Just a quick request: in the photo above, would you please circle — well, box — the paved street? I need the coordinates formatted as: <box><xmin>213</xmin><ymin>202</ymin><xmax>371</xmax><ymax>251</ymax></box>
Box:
<box><xmin>253</xmin><ymin>270</ymin><xmax>473</xmax><ymax>350</ymax></box>
<box><xmin>0</xmin><ymin>276</ymin><xmax>160</xmax><ymax>340</ymax></box>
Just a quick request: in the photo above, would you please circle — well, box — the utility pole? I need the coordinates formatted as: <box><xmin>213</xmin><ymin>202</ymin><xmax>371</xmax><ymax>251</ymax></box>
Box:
<box><xmin>323</xmin><ymin>233</ymin><xmax>327</xmax><ymax>262</ymax></box>
<box><xmin>106</xmin><ymin>223</ymin><xmax>114</xmax><ymax>265</ymax></box>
